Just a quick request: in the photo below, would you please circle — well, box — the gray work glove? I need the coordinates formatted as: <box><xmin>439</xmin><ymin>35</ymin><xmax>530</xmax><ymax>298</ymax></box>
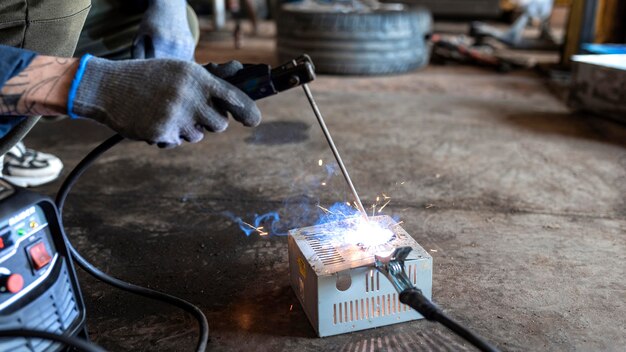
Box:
<box><xmin>69</xmin><ymin>56</ymin><xmax>260</xmax><ymax>148</ymax></box>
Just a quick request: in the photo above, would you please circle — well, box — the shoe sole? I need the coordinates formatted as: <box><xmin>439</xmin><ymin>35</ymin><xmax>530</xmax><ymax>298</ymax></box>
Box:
<box><xmin>2</xmin><ymin>172</ymin><xmax>61</xmax><ymax>187</ymax></box>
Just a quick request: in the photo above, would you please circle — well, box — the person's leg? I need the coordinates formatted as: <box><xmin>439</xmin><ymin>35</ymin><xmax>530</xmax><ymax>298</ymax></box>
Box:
<box><xmin>0</xmin><ymin>0</ymin><xmax>91</xmax><ymax>186</ymax></box>
<box><xmin>75</xmin><ymin>0</ymin><xmax>200</xmax><ymax>59</ymax></box>
<box><xmin>75</xmin><ymin>0</ymin><xmax>146</xmax><ymax>59</ymax></box>
<box><xmin>0</xmin><ymin>0</ymin><xmax>199</xmax><ymax>186</ymax></box>
<box><xmin>0</xmin><ymin>118</ymin><xmax>25</xmax><ymax>138</ymax></box>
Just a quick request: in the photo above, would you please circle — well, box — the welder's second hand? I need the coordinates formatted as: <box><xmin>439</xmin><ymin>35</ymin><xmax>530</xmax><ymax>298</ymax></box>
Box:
<box><xmin>302</xmin><ymin>84</ymin><xmax>369</xmax><ymax>221</ymax></box>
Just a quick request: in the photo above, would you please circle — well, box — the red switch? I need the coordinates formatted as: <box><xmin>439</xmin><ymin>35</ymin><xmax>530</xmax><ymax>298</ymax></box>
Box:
<box><xmin>6</xmin><ymin>274</ymin><xmax>24</xmax><ymax>293</ymax></box>
<box><xmin>29</xmin><ymin>242</ymin><xmax>52</xmax><ymax>270</ymax></box>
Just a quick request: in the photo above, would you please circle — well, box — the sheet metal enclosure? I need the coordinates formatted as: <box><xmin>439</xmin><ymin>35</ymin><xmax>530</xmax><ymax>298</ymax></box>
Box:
<box><xmin>288</xmin><ymin>215</ymin><xmax>432</xmax><ymax>337</ymax></box>
<box><xmin>569</xmin><ymin>54</ymin><xmax>626</xmax><ymax>123</ymax></box>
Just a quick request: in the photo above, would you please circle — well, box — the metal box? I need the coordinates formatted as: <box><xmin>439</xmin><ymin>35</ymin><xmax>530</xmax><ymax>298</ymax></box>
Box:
<box><xmin>288</xmin><ymin>215</ymin><xmax>432</xmax><ymax>337</ymax></box>
<box><xmin>569</xmin><ymin>54</ymin><xmax>626</xmax><ymax>123</ymax></box>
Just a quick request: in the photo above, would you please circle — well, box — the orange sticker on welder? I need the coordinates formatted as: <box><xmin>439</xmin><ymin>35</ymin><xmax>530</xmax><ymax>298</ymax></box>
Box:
<box><xmin>297</xmin><ymin>257</ymin><xmax>307</xmax><ymax>279</ymax></box>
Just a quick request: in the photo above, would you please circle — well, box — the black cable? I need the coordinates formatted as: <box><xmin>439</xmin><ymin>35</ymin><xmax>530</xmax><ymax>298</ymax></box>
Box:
<box><xmin>57</xmin><ymin>135</ymin><xmax>494</xmax><ymax>352</ymax></box>
<box><xmin>436</xmin><ymin>311</ymin><xmax>499</xmax><ymax>352</ymax></box>
<box><xmin>0</xmin><ymin>329</ymin><xmax>106</xmax><ymax>352</ymax></box>
<box><xmin>55</xmin><ymin>134</ymin><xmax>209</xmax><ymax>352</ymax></box>
<box><xmin>400</xmin><ymin>288</ymin><xmax>500</xmax><ymax>352</ymax></box>
<box><xmin>55</xmin><ymin>134</ymin><xmax>124</xmax><ymax>212</ymax></box>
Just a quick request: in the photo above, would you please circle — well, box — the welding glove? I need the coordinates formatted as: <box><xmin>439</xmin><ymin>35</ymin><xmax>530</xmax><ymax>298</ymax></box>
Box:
<box><xmin>68</xmin><ymin>55</ymin><xmax>261</xmax><ymax>148</ymax></box>
<box><xmin>204</xmin><ymin>61</ymin><xmax>244</xmax><ymax>79</ymax></box>
<box><xmin>132</xmin><ymin>0</ymin><xmax>195</xmax><ymax>60</ymax></box>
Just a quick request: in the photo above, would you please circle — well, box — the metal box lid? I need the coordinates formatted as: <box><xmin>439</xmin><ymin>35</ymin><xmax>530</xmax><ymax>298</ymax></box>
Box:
<box><xmin>288</xmin><ymin>215</ymin><xmax>430</xmax><ymax>276</ymax></box>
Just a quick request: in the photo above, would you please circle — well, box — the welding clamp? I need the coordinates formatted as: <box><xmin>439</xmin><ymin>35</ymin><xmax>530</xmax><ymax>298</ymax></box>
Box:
<box><xmin>375</xmin><ymin>247</ymin><xmax>441</xmax><ymax>319</ymax></box>
<box><xmin>375</xmin><ymin>247</ymin><xmax>501</xmax><ymax>352</ymax></box>
<box><xmin>216</xmin><ymin>54</ymin><xmax>316</xmax><ymax>100</ymax></box>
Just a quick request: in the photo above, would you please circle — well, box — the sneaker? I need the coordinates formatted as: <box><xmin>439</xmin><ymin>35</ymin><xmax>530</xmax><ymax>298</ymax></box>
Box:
<box><xmin>1</xmin><ymin>142</ymin><xmax>63</xmax><ymax>187</ymax></box>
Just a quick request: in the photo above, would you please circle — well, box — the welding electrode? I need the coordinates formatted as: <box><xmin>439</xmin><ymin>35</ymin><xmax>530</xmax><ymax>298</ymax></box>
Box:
<box><xmin>301</xmin><ymin>84</ymin><xmax>369</xmax><ymax>221</ymax></box>
<box><xmin>223</xmin><ymin>55</ymin><xmax>367</xmax><ymax>219</ymax></box>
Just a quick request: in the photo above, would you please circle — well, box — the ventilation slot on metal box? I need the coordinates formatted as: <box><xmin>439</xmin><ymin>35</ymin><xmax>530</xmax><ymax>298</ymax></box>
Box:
<box><xmin>334</xmin><ymin>292</ymin><xmax>407</xmax><ymax>325</ymax></box>
<box><xmin>365</xmin><ymin>269</ymin><xmax>380</xmax><ymax>292</ymax></box>
<box><xmin>366</xmin><ymin>265</ymin><xmax>417</xmax><ymax>293</ymax></box>
<box><xmin>288</xmin><ymin>215</ymin><xmax>433</xmax><ymax>336</ymax></box>
<box><xmin>406</xmin><ymin>264</ymin><xmax>417</xmax><ymax>285</ymax></box>
<box><xmin>304</xmin><ymin>233</ymin><xmax>345</xmax><ymax>266</ymax></box>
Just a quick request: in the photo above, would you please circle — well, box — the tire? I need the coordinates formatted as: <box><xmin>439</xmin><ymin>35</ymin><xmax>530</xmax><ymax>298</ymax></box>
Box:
<box><xmin>276</xmin><ymin>5</ymin><xmax>432</xmax><ymax>75</ymax></box>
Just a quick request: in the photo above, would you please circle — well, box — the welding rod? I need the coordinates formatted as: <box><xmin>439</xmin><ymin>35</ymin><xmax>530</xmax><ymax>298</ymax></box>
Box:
<box><xmin>301</xmin><ymin>84</ymin><xmax>369</xmax><ymax>220</ymax></box>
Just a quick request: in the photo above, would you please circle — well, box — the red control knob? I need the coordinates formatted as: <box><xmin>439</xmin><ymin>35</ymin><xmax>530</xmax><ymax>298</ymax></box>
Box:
<box><xmin>3</xmin><ymin>273</ymin><xmax>24</xmax><ymax>293</ymax></box>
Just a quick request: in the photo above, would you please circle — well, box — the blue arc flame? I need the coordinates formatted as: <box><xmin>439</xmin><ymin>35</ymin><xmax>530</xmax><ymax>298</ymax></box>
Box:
<box><xmin>227</xmin><ymin>201</ymin><xmax>398</xmax><ymax>238</ymax></box>
<box><xmin>230</xmin><ymin>211</ymin><xmax>281</xmax><ymax>237</ymax></box>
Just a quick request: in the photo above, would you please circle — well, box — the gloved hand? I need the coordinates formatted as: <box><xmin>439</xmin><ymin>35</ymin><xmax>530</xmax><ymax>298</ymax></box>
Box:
<box><xmin>132</xmin><ymin>0</ymin><xmax>195</xmax><ymax>60</ymax></box>
<box><xmin>204</xmin><ymin>61</ymin><xmax>245</xmax><ymax>79</ymax></box>
<box><xmin>68</xmin><ymin>55</ymin><xmax>261</xmax><ymax>148</ymax></box>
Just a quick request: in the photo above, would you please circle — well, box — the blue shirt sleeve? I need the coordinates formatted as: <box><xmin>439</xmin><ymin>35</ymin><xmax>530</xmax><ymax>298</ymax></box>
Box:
<box><xmin>0</xmin><ymin>44</ymin><xmax>37</xmax><ymax>88</ymax></box>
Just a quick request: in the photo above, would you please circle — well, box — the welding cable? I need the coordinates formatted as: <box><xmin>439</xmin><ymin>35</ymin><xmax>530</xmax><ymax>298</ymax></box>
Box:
<box><xmin>55</xmin><ymin>133</ymin><xmax>209</xmax><ymax>352</ymax></box>
<box><xmin>0</xmin><ymin>329</ymin><xmax>106</xmax><ymax>352</ymax></box>
<box><xmin>399</xmin><ymin>288</ymin><xmax>500</xmax><ymax>352</ymax></box>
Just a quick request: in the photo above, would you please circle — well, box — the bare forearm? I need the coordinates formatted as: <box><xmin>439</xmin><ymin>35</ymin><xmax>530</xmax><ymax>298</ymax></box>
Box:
<box><xmin>0</xmin><ymin>56</ymin><xmax>78</xmax><ymax>116</ymax></box>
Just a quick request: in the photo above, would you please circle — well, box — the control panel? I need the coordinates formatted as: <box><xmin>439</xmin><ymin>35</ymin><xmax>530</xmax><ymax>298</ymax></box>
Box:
<box><xmin>0</xmin><ymin>205</ymin><xmax>57</xmax><ymax>307</ymax></box>
<box><xmin>0</xmin><ymin>180</ymin><xmax>87</xmax><ymax>352</ymax></box>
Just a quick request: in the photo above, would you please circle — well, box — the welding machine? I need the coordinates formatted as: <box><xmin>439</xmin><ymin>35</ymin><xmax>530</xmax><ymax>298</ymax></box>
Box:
<box><xmin>0</xmin><ymin>179</ymin><xmax>87</xmax><ymax>351</ymax></box>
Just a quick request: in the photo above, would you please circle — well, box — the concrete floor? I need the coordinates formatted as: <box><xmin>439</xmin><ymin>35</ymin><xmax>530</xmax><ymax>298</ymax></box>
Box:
<box><xmin>28</xmin><ymin>23</ymin><xmax>626</xmax><ymax>352</ymax></box>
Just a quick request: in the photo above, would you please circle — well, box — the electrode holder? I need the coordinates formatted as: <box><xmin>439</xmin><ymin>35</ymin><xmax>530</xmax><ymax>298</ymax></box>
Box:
<box><xmin>224</xmin><ymin>55</ymin><xmax>316</xmax><ymax>100</ymax></box>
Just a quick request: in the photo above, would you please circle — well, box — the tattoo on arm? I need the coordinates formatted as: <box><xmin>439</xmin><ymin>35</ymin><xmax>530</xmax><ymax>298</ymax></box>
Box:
<box><xmin>0</xmin><ymin>56</ymin><xmax>78</xmax><ymax>116</ymax></box>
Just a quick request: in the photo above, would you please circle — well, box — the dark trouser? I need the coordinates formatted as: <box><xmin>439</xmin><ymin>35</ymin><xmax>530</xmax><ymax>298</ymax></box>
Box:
<box><xmin>76</xmin><ymin>0</ymin><xmax>199</xmax><ymax>59</ymax></box>
<box><xmin>0</xmin><ymin>0</ymin><xmax>198</xmax><ymax>149</ymax></box>
<box><xmin>0</xmin><ymin>0</ymin><xmax>199</xmax><ymax>62</ymax></box>
<box><xmin>0</xmin><ymin>0</ymin><xmax>91</xmax><ymax>142</ymax></box>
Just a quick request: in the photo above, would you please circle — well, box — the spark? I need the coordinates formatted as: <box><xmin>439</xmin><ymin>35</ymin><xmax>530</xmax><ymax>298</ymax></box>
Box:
<box><xmin>289</xmin><ymin>304</ymin><xmax>293</xmax><ymax>311</ymax></box>
<box><xmin>342</xmin><ymin>217</ymin><xmax>395</xmax><ymax>248</ymax></box>
<box><xmin>377</xmin><ymin>199</ymin><xmax>392</xmax><ymax>213</ymax></box>
<box><xmin>317</xmin><ymin>205</ymin><xmax>332</xmax><ymax>214</ymax></box>
<box><xmin>241</xmin><ymin>220</ymin><xmax>267</xmax><ymax>236</ymax></box>
<box><xmin>346</xmin><ymin>202</ymin><xmax>351</xmax><ymax>206</ymax></box>
<box><xmin>425</xmin><ymin>204</ymin><xmax>434</xmax><ymax>209</ymax></box>
<box><xmin>241</xmin><ymin>221</ymin><xmax>257</xmax><ymax>230</ymax></box>
<box><xmin>318</xmin><ymin>159</ymin><xmax>323</xmax><ymax>166</ymax></box>
<box><xmin>336</xmin><ymin>208</ymin><xmax>348</xmax><ymax>217</ymax></box>
<box><xmin>376</xmin><ymin>196</ymin><xmax>380</xmax><ymax>203</ymax></box>
<box><xmin>382</xmin><ymin>193</ymin><xmax>391</xmax><ymax>200</ymax></box>
<box><xmin>321</xmin><ymin>182</ymin><xmax>326</xmax><ymax>186</ymax></box>
<box><xmin>371</xmin><ymin>203</ymin><xmax>376</xmax><ymax>217</ymax></box>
